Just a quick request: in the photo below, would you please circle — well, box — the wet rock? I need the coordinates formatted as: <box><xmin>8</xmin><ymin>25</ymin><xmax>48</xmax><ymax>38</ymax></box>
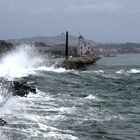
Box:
<box><xmin>56</xmin><ymin>55</ymin><xmax>98</xmax><ymax>70</ymax></box>
<box><xmin>60</xmin><ymin>60</ymin><xmax>87</xmax><ymax>70</ymax></box>
<box><xmin>0</xmin><ymin>78</ymin><xmax>36</xmax><ymax>97</ymax></box>
<box><xmin>0</xmin><ymin>118</ymin><xmax>7</xmax><ymax>126</ymax></box>
<box><xmin>12</xmin><ymin>81</ymin><xmax>36</xmax><ymax>97</ymax></box>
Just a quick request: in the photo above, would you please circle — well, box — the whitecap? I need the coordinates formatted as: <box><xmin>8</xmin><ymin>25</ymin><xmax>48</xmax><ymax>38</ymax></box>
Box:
<box><xmin>83</xmin><ymin>70</ymin><xmax>104</xmax><ymax>74</ymax></box>
<box><xmin>104</xmin><ymin>115</ymin><xmax>125</xmax><ymax>121</ymax></box>
<box><xmin>45</xmin><ymin>131</ymin><xmax>79</xmax><ymax>140</ymax></box>
<box><xmin>0</xmin><ymin>96</ymin><xmax>28</xmax><ymax>115</ymax></box>
<box><xmin>58</xmin><ymin>107</ymin><xmax>77</xmax><ymax>114</ymax></box>
<box><xmin>85</xmin><ymin>95</ymin><xmax>101</xmax><ymax>101</ymax></box>
<box><xmin>116</xmin><ymin>69</ymin><xmax>125</xmax><ymax>74</ymax></box>
<box><xmin>127</xmin><ymin>69</ymin><xmax>140</xmax><ymax>74</ymax></box>
<box><xmin>34</xmin><ymin>66</ymin><xmax>69</xmax><ymax>73</ymax></box>
<box><xmin>44</xmin><ymin>115</ymin><xmax>66</xmax><ymax>121</ymax></box>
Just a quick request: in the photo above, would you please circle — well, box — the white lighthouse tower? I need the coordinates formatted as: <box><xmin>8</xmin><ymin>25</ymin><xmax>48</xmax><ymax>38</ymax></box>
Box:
<box><xmin>77</xmin><ymin>35</ymin><xmax>92</xmax><ymax>56</ymax></box>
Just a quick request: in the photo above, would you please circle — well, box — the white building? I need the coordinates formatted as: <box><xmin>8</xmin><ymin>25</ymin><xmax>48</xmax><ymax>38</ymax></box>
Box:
<box><xmin>77</xmin><ymin>35</ymin><xmax>93</xmax><ymax>55</ymax></box>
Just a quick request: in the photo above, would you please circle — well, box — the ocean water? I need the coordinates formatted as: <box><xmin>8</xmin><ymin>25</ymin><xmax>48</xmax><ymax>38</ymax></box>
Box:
<box><xmin>0</xmin><ymin>45</ymin><xmax>140</xmax><ymax>140</ymax></box>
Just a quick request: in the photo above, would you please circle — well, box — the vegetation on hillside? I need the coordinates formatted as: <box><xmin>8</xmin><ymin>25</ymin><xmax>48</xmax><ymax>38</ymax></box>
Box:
<box><xmin>0</xmin><ymin>40</ymin><xmax>13</xmax><ymax>54</ymax></box>
<box><xmin>94</xmin><ymin>42</ymin><xmax>140</xmax><ymax>54</ymax></box>
<box><xmin>34</xmin><ymin>42</ymin><xmax>48</xmax><ymax>47</ymax></box>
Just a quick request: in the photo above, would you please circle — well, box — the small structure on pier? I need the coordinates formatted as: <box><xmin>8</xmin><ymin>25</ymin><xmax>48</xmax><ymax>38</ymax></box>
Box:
<box><xmin>77</xmin><ymin>35</ymin><xmax>93</xmax><ymax>55</ymax></box>
<box><xmin>56</xmin><ymin>31</ymin><xmax>96</xmax><ymax>70</ymax></box>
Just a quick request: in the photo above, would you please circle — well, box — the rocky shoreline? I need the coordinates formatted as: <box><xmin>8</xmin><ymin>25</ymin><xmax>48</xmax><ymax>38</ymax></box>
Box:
<box><xmin>0</xmin><ymin>78</ymin><xmax>36</xmax><ymax>126</ymax></box>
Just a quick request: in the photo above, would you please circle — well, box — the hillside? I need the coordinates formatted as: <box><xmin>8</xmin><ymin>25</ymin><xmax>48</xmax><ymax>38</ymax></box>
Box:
<box><xmin>7</xmin><ymin>34</ymin><xmax>80</xmax><ymax>46</ymax></box>
<box><xmin>7</xmin><ymin>35</ymin><xmax>140</xmax><ymax>54</ymax></box>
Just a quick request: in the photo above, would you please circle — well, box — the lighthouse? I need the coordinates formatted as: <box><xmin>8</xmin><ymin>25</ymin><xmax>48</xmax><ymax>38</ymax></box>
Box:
<box><xmin>77</xmin><ymin>35</ymin><xmax>92</xmax><ymax>56</ymax></box>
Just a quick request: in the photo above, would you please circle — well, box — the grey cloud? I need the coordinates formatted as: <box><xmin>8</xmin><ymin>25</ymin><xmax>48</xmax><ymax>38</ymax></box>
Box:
<box><xmin>67</xmin><ymin>2</ymin><xmax>124</xmax><ymax>14</ymax></box>
<box><xmin>0</xmin><ymin>0</ymin><xmax>54</xmax><ymax>15</ymax></box>
<box><xmin>0</xmin><ymin>0</ymin><xmax>140</xmax><ymax>42</ymax></box>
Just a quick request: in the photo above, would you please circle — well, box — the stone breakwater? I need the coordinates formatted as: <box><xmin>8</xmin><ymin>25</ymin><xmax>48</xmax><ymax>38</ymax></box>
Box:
<box><xmin>0</xmin><ymin>78</ymin><xmax>36</xmax><ymax>97</ymax></box>
<box><xmin>57</xmin><ymin>55</ymin><xmax>98</xmax><ymax>70</ymax></box>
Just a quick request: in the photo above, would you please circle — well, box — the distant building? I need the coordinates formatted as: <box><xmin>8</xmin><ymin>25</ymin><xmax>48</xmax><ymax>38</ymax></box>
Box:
<box><xmin>77</xmin><ymin>35</ymin><xmax>93</xmax><ymax>55</ymax></box>
<box><xmin>51</xmin><ymin>43</ymin><xmax>77</xmax><ymax>57</ymax></box>
<box><xmin>51</xmin><ymin>35</ymin><xmax>93</xmax><ymax>57</ymax></box>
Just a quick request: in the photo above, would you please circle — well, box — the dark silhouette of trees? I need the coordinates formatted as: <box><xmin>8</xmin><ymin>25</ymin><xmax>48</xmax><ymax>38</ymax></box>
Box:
<box><xmin>0</xmin><ymin>40</ymin><xmax>13</xmax><ymax>54</ymax></box>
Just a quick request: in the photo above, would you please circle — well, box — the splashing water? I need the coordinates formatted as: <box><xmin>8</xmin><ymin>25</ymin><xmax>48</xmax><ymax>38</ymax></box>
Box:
<box><xmin>0</xmin><ymin>44</ymin><xmax>46</xmax><ymax>80</ymax></box>
<box><xmin>0</xmin><ymin>44</ymin><xmax>67</xmax><ymax>104</ymax></box>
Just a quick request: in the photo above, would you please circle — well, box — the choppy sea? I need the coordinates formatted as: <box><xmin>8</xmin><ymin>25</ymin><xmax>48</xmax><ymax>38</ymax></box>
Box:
<box><xmin>0</xmin><ymin>45</ymin><xmax>140</xmax><ymax>140</ymax></box>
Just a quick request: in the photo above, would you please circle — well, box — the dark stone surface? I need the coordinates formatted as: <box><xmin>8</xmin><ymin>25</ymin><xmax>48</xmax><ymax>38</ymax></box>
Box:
<box><xmin>12</xmin><ymin>81</ymin><xmax>36</xmax><ymax>97</ymax></box>
<box><xmin>0</xmin><ymin>78</ymin><xmax>36</xmax><ymax>97</ymax></box>
<box><xmin>61</xmin><ymin>60</ymin><xmax>87</xmax><ymax>70</ymax></box>
<box><xmin>0</xmin><ymin>79</ymin><xmax>36</xmax><ymax>126</ymax></box>
<box><xmin>55</xmin><ymin>56</ymin><xmax>100</xmax><ymax>71</ymax></box>
<box><xmin>0</xmin><ymin>118</ymin><xmax>7</xmax><ymax>126</ymax></box>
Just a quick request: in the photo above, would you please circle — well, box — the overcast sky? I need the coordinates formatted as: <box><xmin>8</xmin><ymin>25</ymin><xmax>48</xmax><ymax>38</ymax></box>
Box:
<box><xmin>0</xmin><ymin>0</ymin><xmax>140</xmax><ymax>43</ymax></box>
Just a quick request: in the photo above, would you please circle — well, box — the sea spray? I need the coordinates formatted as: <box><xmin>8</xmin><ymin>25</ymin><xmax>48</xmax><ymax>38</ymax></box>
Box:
<box><xmin>0</xmin><ymin>43</ymin><xmax>69</xmax><ymax>80</ymax></box>
<box><xmin>0</xmin><ymin>44</ymin><xmax>47</xmax><ymax>80</ymax></box>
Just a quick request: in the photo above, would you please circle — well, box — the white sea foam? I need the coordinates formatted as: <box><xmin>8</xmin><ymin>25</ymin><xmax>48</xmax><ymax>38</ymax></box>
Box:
<box><xmin>0</xmin><ymin>131</ymin><xmax>9</xmax><ymax>140</ymax></box>
<box><xmin>0</xmin><ymin>43</ymin><xmax>73</xmax><ymax>80</ymax></box>
<box><xmin>0</xmin><ymin>96</ymin><xmax>28</xmax><ymax>115</ymax></box>
<box><xmin>127</xmin><ymin>69</ymin><xmax>140</xmax><ymax>74</ymax></box>
<box><xmin>0</xmin><ymin>95</ymin><xmax>4</xmax><ymax>105</ymax></box>
<box><xmin>85</xmin><ymin>95</ymin><xmax>101</xmax><ymax>101</ymax></box>
<box><xmin>45</xmin><ymin>115</ymin><xmax>66</xmax><ymax>121</ymax></box>
<box><xmin>116</xmin><ymin>69</ymin><xmax>125</xmax><ymax>74</ymax></box>
<box><xmin>34</xmin><ymin>66</ymin><xmax>69</xmax><ymax>73</ymax></box>
<box><xmin>104</xmin><ymin>115</ymin><xmax>124</xmax><ymax>121</ymax></box>
<box><xmin>58</xmin><ymin>106</ymin><xmax>77</xmax><ymax>114</ymax></box>
<box><xmin>94</xmin><ymin>70</ymin><xmax>104</xmax><ymax>73</ymax></box>
<box><xmin>116</xmin><ymin>69</ymin><xmax>140</xmax><ymax>75</ymax></box>
<box><xmin>83</xmin><ymin>70</ymin><xmax>104</xmax><ymax>74</ymax></box>
<box><xmin>0</xmin><ymin>44</ymin><xmax>45</xmax><ymax>80</ymax></box>
<box><xmin>45</xmin><ymin>131</ymin><xmax>79</xmax><ymax>140</ymax></box>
